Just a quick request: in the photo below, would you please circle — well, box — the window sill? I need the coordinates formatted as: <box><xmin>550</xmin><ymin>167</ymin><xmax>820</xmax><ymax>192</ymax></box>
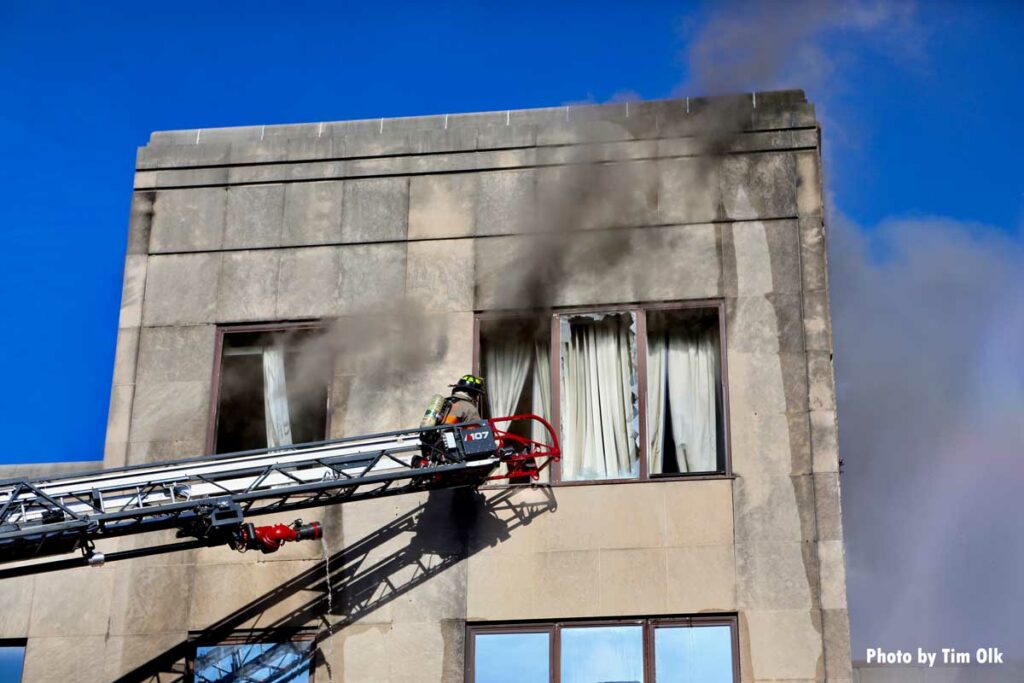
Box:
<box><xmin>479</xmin><ymin>472</ymin><xmax>735</xmax><ymax>490</ymax></box>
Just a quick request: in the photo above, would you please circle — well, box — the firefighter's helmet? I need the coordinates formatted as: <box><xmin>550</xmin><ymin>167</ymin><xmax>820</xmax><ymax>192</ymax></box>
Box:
<box><xmin>451</xmin><ymin>374</ymin><xmax>485</xmax><ymax>396</ymax></box>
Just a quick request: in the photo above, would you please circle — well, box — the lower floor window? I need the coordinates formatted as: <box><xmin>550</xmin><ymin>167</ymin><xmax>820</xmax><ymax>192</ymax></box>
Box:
<box><xmin>193</xmin><ymin>636</ymin><xmax>314</xmax><ymax>682</ymax></box>
<box><xmin>0</xmin><ymin>641</ymin><xmax>25</xmax><ymax>683</ymax></box>
<box><xmin>468</xmin><ymin>617</ymin><xmax>736</xmax><ymax>683</ymax></box>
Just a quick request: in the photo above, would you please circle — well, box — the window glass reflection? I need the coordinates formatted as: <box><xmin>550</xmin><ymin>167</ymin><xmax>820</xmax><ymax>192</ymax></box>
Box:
<box><xmin>195</xmin><ymin>641</ymin><xmax>312</xmax><ymax>683</ymax></box>
<box><xmin>474</xmin><ymin>631</ymin><xmax>549</xmax><ymax>683</ymax></box>
<box><xmin>0</xmin><ymin>646</ymin><xmax>24</xmax><ymax>683</ymax></box>
<box><xmin>561</xmin><ymin>625</ymin><xmax>643</xmax><ymax>683</ymax></box>
<box><xmin>654</xmin><ymin>625</ymin><xmax>733</xmax><ymax>682</ymax></box>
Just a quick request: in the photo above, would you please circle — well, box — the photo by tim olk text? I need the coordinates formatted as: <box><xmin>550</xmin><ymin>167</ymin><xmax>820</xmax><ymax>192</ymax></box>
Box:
<box><xmin>867</xmin><ymin>647</ymin><xmax>1005</xmax><ymax>667</ymax></box>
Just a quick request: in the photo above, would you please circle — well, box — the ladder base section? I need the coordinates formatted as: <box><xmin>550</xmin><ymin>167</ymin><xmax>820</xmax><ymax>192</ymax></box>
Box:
<box><xmin>0</xmin><ymin>415</ymin><xmax>561</xmax><ymax>572</ymax></box>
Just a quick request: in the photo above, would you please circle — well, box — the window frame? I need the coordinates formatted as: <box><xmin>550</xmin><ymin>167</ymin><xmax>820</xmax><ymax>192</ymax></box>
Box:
<box><xmin>474</xmin><ymin>299</ymin><xmax>732</xmax><ymax>485</ymax></box>
<box><xmin>206</xmin><ymin>320</ymin><xmax>332</xmax><ymax>455</ymax></box>
<box><xmin>187</xmin><ymin>630</ymin><xmax>318</xmax><ymax>682</ymax></box>
<box><xmin>465</xmin><ymin>615</ymin><xmax>740</xmax><ymax>683</ymax></box>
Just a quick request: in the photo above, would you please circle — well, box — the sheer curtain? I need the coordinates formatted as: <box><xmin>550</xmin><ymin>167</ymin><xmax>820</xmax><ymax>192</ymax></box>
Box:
<box><xmin>482</xmin><ymin>329</ymin><xmax>552</xmax><ymax>482</ymax></box>
<box><xmin>485</xmin><ymin>338</ymin><xmax>532</xmax><ymax>418</ymax></box>
<box><xmin>561</xmin><ymin>313</ymin><xmax>639</xmax><ymax>480</ymax></box>
<box><xmin>530</xmin><ymin>341</ymin><xmax>551</xmax><ymax>445</ymax></box>
<box><xmin>262</xmin><ymin>345</ymin><xmax>294</xmax><ymax>448</ymax></box>
<box><xmin>667</xmin><ymin>326</ymin><xmax>718</xmax><ymax>472</ymax></box>
<box><xmin>646</xmin><ymin>319</ymin><xmax>719</xmax><ymax>473</ymax></box>
<box><xmin>646</xmin><ymin>332</ymin><xmax>668</xmax><ymax>472</ymax></box>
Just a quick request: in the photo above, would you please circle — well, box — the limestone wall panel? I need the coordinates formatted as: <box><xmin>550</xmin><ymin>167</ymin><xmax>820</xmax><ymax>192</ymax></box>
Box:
<box><xmin>142</xmin><ymin>252</ymin><xmax>221</xmax><ymax>326</ymax></box>
<box><xmin>282</xmin><ymin>180</ymin><xmax>345</xmax><ymax>246</ymax></box>
<box><xmin>217</xmin><ymin>250</ymin><xmax>281</xmax><ymax>321</ymax></box>
<box><xmin>342</xmin><ymin>177</ymin><xmax>409</xmax><ymax>243</ymax></box>
<box><xmin>408</xmin><ymin>173</ymin><xmax>477</xmax><ymax>240</ymax></box>
<box><xmin>21</xmin><ymin>636</ymin><xmax>107</xmax><ymax>683</ymax></box>
<box><xmin>224</xmin><ymin>184</ymin><xmax>285</xmax><ymax>249</ymax></box>
<box><xmin>150</xmin><ymin>188</ymin><xmax>227</xmax><ymax>253</ymax></box>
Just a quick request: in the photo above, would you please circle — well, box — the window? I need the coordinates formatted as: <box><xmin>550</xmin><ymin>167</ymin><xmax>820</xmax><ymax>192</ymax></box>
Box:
<box><xmin>478</xmin><ymin>316</ymin><xmax>552</xmax><ymax>480</ymax></box>
<box><xmin>0</xmin><ymin>641</ymin><xmax>25</xmax><ymax>682</ymax></box>
<box><xmin>192</xmin><ymin>636</ymin><xmax>314</xmax><ymax>682</ymax></box>
<box><xmin>561</xmin><ymin>624</ymin><xmax>644</xmax><ymax>682</ymax></box>
<box><xmin>644</xmin><ymin>308</ymin><xmax>724</xmax><ymax>477</ymax></box>
<box><xmin>473</xmin><ymin>631</ymin><xmax>550</xmax><ymax>683</ymax></box>
<box><xmin>477</xmin><ymin>303</ymin><xmax>726</xmax><ymax>483</ymax></box>
<box><xmin>468</xmin><ymin>618</ymin><xmax>737</xmax><ymax>683</ymax></box>
<box><xmin>210</xmin><ymin>324</ymin><xmax>329</xmax><ymax>454</ymax></box>
<box><xmin>654</xmin><ymin>624</ymin><xmax>735</xmax><ymax>681</ymax></box>
<box><xmin>559</xmin><ymin>311</ymin><xmax>641</xmax><ymax>481</ymax></box>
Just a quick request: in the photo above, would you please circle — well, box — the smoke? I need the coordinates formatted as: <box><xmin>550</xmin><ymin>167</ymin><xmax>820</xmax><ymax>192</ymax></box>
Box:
<box><xmin>683</xmin><ymin>0</ymin><xmax>920</xmax><ymax>97</ymax></box>
<box><xmin>680</xmin><ymin>0</ymin><xmax>923</xmax><ymax>155</ymax></box>
<box><xmin>287</xmin><ymin>300</ymin><xmax>450</xmax><ymax>402</ymax></box>
<box><xmin>682</xmin><ymin>0</ymin><xmax>1024</xmax><ymax>669</ymax></box>
<box><xmin>489</xmin><ymin>156</ymin><xmax>661</xmax><ymax>312</ymax></box>
<box><xmin>831</xmin><ymin>214</ymin><xmax>1024</xmax><ymax>656</ymax></box>
<box><xmin>288</xmin><ymin>2</ymin><xmax>922</xmax><ymax>407</ymax></box>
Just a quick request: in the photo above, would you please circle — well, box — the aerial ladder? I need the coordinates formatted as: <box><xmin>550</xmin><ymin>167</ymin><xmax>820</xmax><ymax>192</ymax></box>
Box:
<box><xmin>0</xmin><ymin>415</ymin><xmax>559</xmax><ymax>578</ymax></box>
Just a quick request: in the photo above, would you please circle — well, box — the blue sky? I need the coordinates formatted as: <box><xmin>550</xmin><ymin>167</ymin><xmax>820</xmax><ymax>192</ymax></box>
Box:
<box><xmin>0</xmin><ymin>1</ymin><xmax>1019</xmax><ymax>462</ymax></box>
<box><xmin>1</xmin><ymin>0</ymin><xmax>1022</xmax><ymax>663</ymax></box>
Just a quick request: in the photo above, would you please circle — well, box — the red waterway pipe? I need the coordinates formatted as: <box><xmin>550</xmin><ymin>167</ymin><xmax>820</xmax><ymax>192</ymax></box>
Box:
<box><xmin>238</xmin><ymin>520</ymin><xmax>322</xmax><ymax>553</ymax></box>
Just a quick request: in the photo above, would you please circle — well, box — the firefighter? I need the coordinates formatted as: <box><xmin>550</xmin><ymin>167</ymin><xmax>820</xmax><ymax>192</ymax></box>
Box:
<box><xmin>443</xmin><ymin>374</ymin><xmax>486</xmax><ymax>424</ymax></box>
<box><xmin>416</xmin><ymin>375</ymin><xmax>486</xmax><ymax>466</ymax></box>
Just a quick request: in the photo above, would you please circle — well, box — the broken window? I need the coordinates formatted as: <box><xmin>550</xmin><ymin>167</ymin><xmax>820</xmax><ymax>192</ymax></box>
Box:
<box><xmin>193</xmin><ymin>638</ymin><xmax>314</xmax><ymax>682</ymax></box>
<box><xmin>476</xmin><ymin>303</ymin><xmax>726</xmax><ymax>484</ymax></box>
<box><xmin>478</xmin><ymin>315</ymin><xmax>553</xmax><ymax>481</ymax></box>
<box><xmin>478</xmin><ymin>316</ymin><xmax>551</xmax><ymax>429</ymax></box>
<box><xmin>468</xmin><ymin>618</ymin><xmax>736</xmax><ymax>683</ymax></box>
<box><xmin>212</xmin><ymin>326</ymin><xmax>329</xmax><ymax>454</ymax></box>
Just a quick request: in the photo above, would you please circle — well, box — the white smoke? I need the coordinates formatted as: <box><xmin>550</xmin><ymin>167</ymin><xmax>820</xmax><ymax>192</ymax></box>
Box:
<box><xmin>831</xmin><ymin>214</ymin><xmax>1024</xmax><ymax>655</ymax></box>
<box><xmin>684</xmin><ymin>0</ymin><xmax>1024</xmax><ymax>666</ymax></box>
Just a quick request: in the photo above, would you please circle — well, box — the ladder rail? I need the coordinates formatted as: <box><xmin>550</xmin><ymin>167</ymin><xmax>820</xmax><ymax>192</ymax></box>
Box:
<box><xmin>0</xmin><ymin>428</ymin><xmax>431</xmax><ymax>495</ymax></box>
<box><xmin>0</xmin><ymin>456</ymin><xmax>500</xmax><ymax>564</ymax></box>
<box><xmin>0</xmin><ymin>414</ymin><xmax>562</xmax><ymax>570</ymax></box>
<box><xmin>0</xmin><ymin>442</ymin><xmax>424</xmax><ymax>524</ymax></box>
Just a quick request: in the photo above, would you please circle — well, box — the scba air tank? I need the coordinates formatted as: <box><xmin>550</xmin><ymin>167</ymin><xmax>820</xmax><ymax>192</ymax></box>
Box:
<box><xmin>420</xmin><ymin>394</ymin><xmax>446</xmax><ymax>427</ymax></box>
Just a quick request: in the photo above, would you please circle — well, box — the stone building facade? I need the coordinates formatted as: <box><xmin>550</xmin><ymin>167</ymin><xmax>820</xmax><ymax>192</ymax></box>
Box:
<box><xmin>0</xmin><ymin>90</ymin><xmax>850</xmax><ymax>681</ymax></box>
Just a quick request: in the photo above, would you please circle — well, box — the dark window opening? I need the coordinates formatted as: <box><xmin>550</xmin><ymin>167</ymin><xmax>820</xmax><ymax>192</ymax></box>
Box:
<box><xmin>213</xmin><ymin>328</ymin><xmax>329</xmax><ymax>454</ymax></box>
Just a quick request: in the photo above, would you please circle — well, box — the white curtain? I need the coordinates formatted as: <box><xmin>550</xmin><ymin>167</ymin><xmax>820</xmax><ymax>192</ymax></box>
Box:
<box><xmin>530</xmin><ymin>341</ymin><xmax>552</xmax><ymax>483</ymax></box>
<box><xmin>646</xmin><ymin>332</ymin><xmax>668</xmax><ymax>473</ymax></box>
<box><xmin>530</xmin><ymin>341</ymin><xmax>551</xmax><ymax>443</ymax></box>
<box><xmin>485</xmin><ymin>338</ymin><xmax>532</xmax><ymax>418</ymax></box>
<box><xmin>262</xmin><ymin>345</ymin><xmax>294</xmax><ymax>448</ymax></box>
<box><xmin>561</xmin><ymin>314</ymin><xmax>638</xmax><ymax>480</ymax></box>
<box><xmin>665</xmin><ymin>326</ymin><xmax>718</xmax><ymax>472</ymax></box>
<box><xmin>483</xmin><ymin>333</ymin><xmax>551</xmax><ymax>481</ymax></box>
